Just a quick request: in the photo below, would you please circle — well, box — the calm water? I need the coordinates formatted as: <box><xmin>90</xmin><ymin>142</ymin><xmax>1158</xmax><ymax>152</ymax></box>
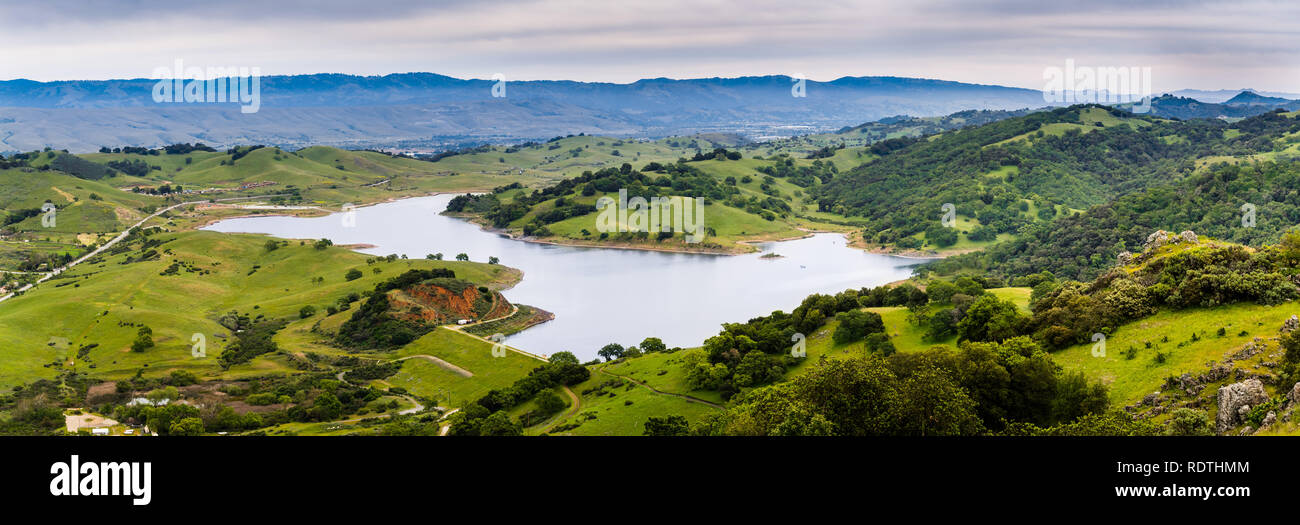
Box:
<box><xmin>204</xmin><ymin>195</ymin><xmax>927</xmax><ymax>360</ymax></box>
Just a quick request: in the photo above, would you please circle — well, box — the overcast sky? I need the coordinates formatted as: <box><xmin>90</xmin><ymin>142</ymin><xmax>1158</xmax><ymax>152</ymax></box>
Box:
<box><xmin>2</xmin><ymin>0</ymin><xmax>1298</xmax><ymax>92</ymax></box>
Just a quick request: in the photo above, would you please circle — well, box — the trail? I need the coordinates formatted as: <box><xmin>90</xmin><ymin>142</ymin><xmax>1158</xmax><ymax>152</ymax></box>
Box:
<box><xmin>535</xmin><ymin>385</ymin><xmax>581</xmax><ymax>435</ymax></box>
<box><xmin>597</xmin><ymin>366</ymin><xmax>723</xmax><ymax>408</ymax></box>
<box><xmin>442</xmin><ymin>323</ymin><xmax>548</xmax><ymax>362</ymax></box>
<box><xmin>0</xmin><ymin>193</ymin><xmax>294</xmax><ymax>305</ymax></box>
<box><xmin>393</xmin><ymin>354</ymin><xmax>473</xmax><ymax>377</ymax></box>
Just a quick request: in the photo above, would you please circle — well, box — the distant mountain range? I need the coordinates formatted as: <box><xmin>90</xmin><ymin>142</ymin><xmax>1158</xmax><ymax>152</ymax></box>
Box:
<box><xmin>1</xmin><ymin>73</ymin><xmax>1297</xmax><ymax>153</ymax></box>
<box><xmin>0</xmin><ymin>74</ymin><xmax>1049</xmax><ymax>152</ymax></box>
<box><xmin>1126</xmin><ymin>91</ymin><xmax>1300</xmax><ymax>120</ymax></box>
<box><xmin>1168</xmin><ymin>88</ymin><xmax>1300</xmax><ymax>103</ymax></box>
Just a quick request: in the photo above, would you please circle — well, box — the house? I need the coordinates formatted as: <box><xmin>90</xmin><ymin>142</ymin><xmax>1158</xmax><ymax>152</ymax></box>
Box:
<box><xmin>457</xmin><ymin>319</ymin><xmax>470</xmax><ymax>325</ymax></box>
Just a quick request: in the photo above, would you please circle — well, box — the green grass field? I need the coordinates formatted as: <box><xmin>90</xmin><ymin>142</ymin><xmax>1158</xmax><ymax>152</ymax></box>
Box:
<box><xmin>0</xmin><ymin>229</ymin><xmax>519</xmax><ymax>390</ymax></box>
<box><xmin>385</xmin><ymin>327</ymin><xmax>542</xmax><ymax>408</ymax></box>
<box><xmin>542</xmin><ymin>367</ymin><xmax>721</xmax><ymax>436</ymax></box>
<box><xmin>1052</xmin><ymin>301</ymin><xmax>1300</xmax><ymax>406</ymax></box>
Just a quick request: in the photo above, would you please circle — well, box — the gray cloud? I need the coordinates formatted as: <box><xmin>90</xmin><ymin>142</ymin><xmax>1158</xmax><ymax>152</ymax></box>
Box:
<box><xmin>1</xmin><ymin>0</ymin><xmax>1297</xmax><ymax>92</ymax></box>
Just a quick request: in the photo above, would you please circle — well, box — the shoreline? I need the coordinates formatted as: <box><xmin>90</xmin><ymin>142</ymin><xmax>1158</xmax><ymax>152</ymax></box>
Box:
<box><xmin>195</xmin><ymin>191</ymin><xmax>955</xmax><ymax>261</ymax></box>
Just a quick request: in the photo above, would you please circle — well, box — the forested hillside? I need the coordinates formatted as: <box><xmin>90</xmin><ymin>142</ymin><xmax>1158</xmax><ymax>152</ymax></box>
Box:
<box><xmin>814</xmin><ymin>106</ymin><xmax>1300</xmax><ymax>253</ymax></box>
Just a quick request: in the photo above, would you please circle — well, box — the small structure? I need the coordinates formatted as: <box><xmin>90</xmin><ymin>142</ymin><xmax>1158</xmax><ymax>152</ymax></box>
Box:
<box><xmin>457</xmin><ymin>319</ymin><xmax>470</xmax><ymax>325</ymax></box>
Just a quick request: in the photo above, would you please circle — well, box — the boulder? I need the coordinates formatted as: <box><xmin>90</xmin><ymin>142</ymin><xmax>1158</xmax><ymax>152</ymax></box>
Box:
<box><xmin>1261</xmin><ymin>411</ymin><xmax>1277</xmax><ymax>430</ymax></box>
<box><xmin>1282</xmin><ymin>315</ymin><xmax>1299</xmax><ymax>334</ymax></box>
<box><xmin>1143</xmin><ymin>230</ymin><xmax>1170</xmax><ymax>251</ymax></box>
<box><xmin>1117</xmin><ymin>251</ymin><xmax>1134</xmax><ymax>266</ymax></box>
<box><xmin>1217</xmin><ymin>378</ymin><xmax>1268</xmax><ymax>433</ymax></box>
<box><xmin>1179</xmin><ymin>230</ymin><xmax>1198</xmax><ymax>243</ymax></box>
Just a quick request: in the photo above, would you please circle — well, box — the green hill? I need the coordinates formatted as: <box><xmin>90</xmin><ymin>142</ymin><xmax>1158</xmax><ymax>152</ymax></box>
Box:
<box><xmin>812</xmin><ymin>105</ymin><xmax>1300</xmax><ymax>255</ymax></box>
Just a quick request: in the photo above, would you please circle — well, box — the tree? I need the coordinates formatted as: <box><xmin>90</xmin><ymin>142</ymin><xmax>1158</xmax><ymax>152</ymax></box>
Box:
<box><xmin>264</xmin><ymin>240</ymin><xmax>279</xmax><ymax>252</ymax></box>
<box><xmin>639</xmin><ymin>337</ymin><xmax>667</xmax><ymax>354</ymax></box>
<box><xmin>168</xmin><ymin>370</ymin><xmax>198</xmax><ymax>386</ymax></box>
<box><xmin>832</xmin><ymin>309</ymin><xmax>885</xmax><ymax>344</ymax></box>
<box><xmin>957</xmin><ymin>295</ymin><xmax>1024</xmax><ymax>343</ymax></box>
<box><xmin>427</xmin><ymin>253</ymin><xmax>443</xmax><ymax>260</ymax></box>
<box><xmin>488</xmin><ymin>256</ymin><xmax>499</xmax><ymax>264</ymax></box>
<box><xmin>534</xmin><ymin>391</ymin><xmax>566</xmax><ymax>416</ymax></box>
<box><xmin>168</xmin><ymin>417</ymin><xmax>205</xmax><ymax>436</ymax></box>
<box><xmin>897</xmin><ymin>366</ymin><xmax>983</xmax><ymax>436</ymax></box>
<box><xmin>147</xmin><ymin>386</ymin><xmax>179</xmax><ymax>404</ymax></box>
<box><xmin>644</xmin><ymin>415</ymin><xmax>690</xmax><ymax>436</ymax></box>
<box><xmin>548</xmin><ymin>351</ymin><xmax>579</xmax><ymax>365</ymax></box>
<box><xmin>131</xmin><ymin>326</ymin><xmax>155</xmax><ymax>353</ymax></box>
<box><xmin>1052</xmin><ymin>371</ymin><xmax>1109</xmax><ymax>423</ymax></box>
<box><xmin>597</xmin><ymin>343</ymin><xmax>625</xmax><ymax>361</ymax></box>
<box><xmin>345</xmin><ymin>268</ymin><xmax>363</xmax><ymax>281</ymax></box>
<box><xmin>926</xmin><ymin>280</ymin><xmax>959</xmax><ymax>304</ymax></box>
<box><xmin>455</xmin><ymin>253</ymin><xmax>469</xmax><ymax>261</ymax></box>
<box><xmin>299</xmin><ymin>305</ymin><xmax>317</xmax><ymax>318</ymax></box>
<box><xmin>311</xmin><ymin>392</ymin><xmax>343</xmax><ymax>421</ymax></box>
<box><xmin>313</xmin><ymin>238</ymin><xmax>333</xmax><ymax>250</ymax></box>
<box><xmin>925</xmin><ymin>223</ymin><xmax>958</xmax><ymax>247</ymax></box>
<box><xmin>478</xmin><ymin>411</ymin><xmax>522</xmax><ymax>436</ymax></box>
<box><xmin>864</xmin><ymin>333</ymin><xmax>895</xmax><ymax>355</ymax></box>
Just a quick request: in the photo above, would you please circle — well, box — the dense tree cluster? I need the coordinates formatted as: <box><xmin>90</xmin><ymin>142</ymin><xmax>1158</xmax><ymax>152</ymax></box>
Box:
<box><xmin>932</xmin><ymin>160</ymin><xmax>1300</xmax><ymax>281</ymax></box>
<box><xmin>816</xmin><ymin>106</ymin><xmax>1300</xmax><ymax>250</ymax></box>
<box><xmin>694</xmin><ymin>336</ymin><xmax>1111</xmax><ymax>435</ymax></box>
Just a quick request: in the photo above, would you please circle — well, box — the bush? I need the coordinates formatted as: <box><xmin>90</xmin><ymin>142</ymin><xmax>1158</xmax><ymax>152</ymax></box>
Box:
<box><xmin>832</xmin><ymin>310</ymin><xmax>885</xmax><ymax>344</ymax></box>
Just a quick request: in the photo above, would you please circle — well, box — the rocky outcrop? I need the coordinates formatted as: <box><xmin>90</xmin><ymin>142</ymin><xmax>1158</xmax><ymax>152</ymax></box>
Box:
<box><xmin>1216</xmin><ymin>378</ymin><xmax>1268</xmax><ymax>433</ymax></box>
<box><xmin>1229</xmin><ymin>339</ymin><xmax>1266</xmax><ymax>361</ymax></box>
<box><xmin>1282</xmin><ymin>315</ymin><xmax>1299</xmax><ymax>334</ymax></box>
<box><xmin>1143</xmin><ymin>230</ymin><xmax>1170</xmax><ymax>251</ymax></box>
<box><xmin>1117</xmin><ymin>251</ymin><xmax>1134</xmax><ymax>266</ymax></box>
<box><xmin>1142</xmin><ymin>229</ymin><xmax>1199</xmax><ymax>252</ymax></box>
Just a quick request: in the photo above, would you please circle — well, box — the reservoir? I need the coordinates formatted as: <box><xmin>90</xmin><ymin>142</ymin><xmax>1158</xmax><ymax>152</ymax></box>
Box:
<box><xmin>204</xmin><ymin>194</ymin><xmax>927</xmax><ymax>360</ymax></box>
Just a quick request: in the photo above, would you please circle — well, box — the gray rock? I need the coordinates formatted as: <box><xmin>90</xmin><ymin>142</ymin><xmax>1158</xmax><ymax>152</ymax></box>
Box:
<box><xmin>1288</xmin><ymin>382</ymin><xmax>1300</xmax><ymax>405</ymax></box>
<box><xmin>1143</xmin><ymin>230</ymin><xmax>1170</xmax><ymax>251</ymax></box>
<box><xmin>1117</xmin><ymin>251</ymin><xmax>1134</xmax><ymax>266</ymax></box>
<box><xmin>1282</xmin><ymin>315</ymin><xmax>1299</xmax><ymax>334</ymax></box>
<box><xmin>1261</xmin><ymin>411</ymin><xmax>1277</xmax><ymax>430</ymax></box>
<box><xmin>1217</xmin><ymin>378</ymin><xmax>1268</xmax><ymax>433</ymax></box>
<box><xmin>1179</xmin><ymin>230</ymin><xmax>1198</xmax><ymax>243</ymax></box>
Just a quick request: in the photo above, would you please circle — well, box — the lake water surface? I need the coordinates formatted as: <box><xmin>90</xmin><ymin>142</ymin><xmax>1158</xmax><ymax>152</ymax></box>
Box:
<box><xmin>204</xmin><ymin>195</ymin><xmax>927</xmax><ymax>360</ymax></box>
